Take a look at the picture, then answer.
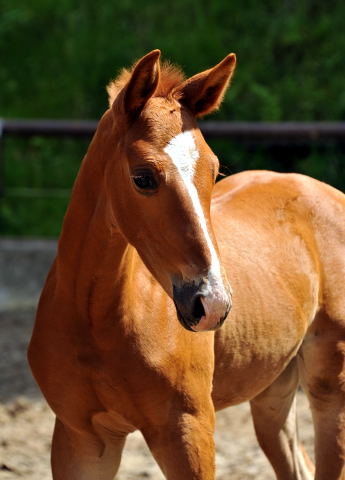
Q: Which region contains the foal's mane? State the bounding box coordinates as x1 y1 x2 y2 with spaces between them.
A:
107 60 186 107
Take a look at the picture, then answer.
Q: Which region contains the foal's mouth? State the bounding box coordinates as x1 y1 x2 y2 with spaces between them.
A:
172 276 232 332
173 299 228 332
174 300 202 332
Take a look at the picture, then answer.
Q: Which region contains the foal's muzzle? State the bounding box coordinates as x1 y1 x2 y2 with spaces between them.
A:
173 277 232 332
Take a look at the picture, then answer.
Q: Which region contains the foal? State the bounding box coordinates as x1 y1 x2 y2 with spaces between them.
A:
29 50 345 479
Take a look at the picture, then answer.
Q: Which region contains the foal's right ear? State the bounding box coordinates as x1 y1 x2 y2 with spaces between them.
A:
123 50 161 119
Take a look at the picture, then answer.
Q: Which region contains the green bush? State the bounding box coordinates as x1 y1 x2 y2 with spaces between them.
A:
1 0 345 235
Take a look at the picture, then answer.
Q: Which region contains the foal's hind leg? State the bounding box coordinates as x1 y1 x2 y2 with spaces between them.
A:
250 358 314 480
299 311 345 480
51 417 126 480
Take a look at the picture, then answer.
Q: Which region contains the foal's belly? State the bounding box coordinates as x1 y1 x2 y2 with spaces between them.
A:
212 307 305 409
210 236 319 409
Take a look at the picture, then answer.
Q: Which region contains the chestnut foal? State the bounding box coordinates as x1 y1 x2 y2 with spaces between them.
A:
29 50 345 479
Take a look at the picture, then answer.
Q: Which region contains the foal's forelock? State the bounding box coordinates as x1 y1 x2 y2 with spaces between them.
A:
107 62 185 108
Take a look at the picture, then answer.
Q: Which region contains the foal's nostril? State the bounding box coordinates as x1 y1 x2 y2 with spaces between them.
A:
192 295 205 320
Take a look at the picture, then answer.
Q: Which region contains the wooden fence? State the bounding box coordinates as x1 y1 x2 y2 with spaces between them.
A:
2 119 345 144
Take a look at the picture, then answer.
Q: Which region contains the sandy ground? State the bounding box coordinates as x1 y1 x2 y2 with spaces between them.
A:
0 310 314 479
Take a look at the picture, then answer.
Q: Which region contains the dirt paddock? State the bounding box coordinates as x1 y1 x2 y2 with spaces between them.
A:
0 309 314 479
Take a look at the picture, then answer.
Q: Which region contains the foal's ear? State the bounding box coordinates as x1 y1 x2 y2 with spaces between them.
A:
173 53 236 117
124 49 161 119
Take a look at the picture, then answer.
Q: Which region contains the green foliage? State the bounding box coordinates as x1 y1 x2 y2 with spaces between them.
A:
1 0 345 235
2 0 345 120
1 137 86 235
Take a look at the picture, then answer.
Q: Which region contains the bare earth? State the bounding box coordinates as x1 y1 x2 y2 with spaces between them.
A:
0 310 314 479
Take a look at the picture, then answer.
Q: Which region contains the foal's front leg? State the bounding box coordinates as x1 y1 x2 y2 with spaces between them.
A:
142 400 216 480
51 417 126 480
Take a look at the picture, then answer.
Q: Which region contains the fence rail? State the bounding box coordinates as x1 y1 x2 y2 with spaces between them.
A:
2 119 345 144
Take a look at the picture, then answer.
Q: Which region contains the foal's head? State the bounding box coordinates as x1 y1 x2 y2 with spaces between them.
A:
105 50 235 332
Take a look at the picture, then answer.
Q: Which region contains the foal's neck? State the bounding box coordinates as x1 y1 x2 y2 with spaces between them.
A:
55 112 133 318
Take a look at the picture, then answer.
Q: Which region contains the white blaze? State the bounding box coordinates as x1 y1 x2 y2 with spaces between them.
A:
164 131 220 276
164 130 230 329
163 131 223 284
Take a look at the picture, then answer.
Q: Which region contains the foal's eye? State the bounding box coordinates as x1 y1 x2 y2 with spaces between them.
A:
131 169 159 193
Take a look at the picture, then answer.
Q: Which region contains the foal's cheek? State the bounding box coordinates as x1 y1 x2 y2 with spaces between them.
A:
137 248 174 296
110 189 141 240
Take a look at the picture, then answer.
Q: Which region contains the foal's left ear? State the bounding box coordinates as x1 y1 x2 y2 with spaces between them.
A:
173 53 236 117
124 49 161 119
